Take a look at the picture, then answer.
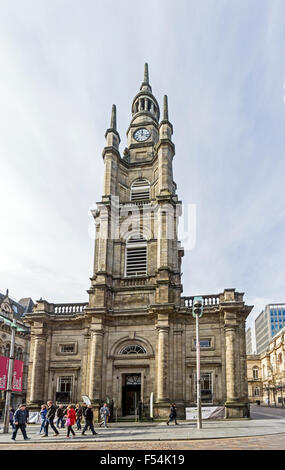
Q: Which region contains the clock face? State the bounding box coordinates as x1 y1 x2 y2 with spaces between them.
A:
133 128 150 142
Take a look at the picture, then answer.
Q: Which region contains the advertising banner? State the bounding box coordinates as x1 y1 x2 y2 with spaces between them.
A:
0 356 24 392
185 406 224 420
12 359 24 392
0 356 9 390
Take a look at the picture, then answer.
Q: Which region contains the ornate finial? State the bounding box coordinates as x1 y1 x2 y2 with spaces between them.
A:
6 289 9 297
163 95 169 121
144 63 149 84
140 63 152 92
110 104 117 130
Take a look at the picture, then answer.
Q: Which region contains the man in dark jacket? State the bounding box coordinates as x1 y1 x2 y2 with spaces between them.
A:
12 404 30 441
81 405 97 436
42 400 59 437
166 403 178 425
56 405 65 428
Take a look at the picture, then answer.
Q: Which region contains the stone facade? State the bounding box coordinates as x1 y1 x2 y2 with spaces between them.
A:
24 65 253 419
247 355 262 403
247 327 285 405
0 291 32 410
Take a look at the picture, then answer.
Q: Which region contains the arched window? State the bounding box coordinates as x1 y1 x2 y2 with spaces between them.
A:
253 366 259 379
130 178 150 202
4 343 10 357
16 347 23 361
254 387 260 397
126 234 147 277
119 344 147 355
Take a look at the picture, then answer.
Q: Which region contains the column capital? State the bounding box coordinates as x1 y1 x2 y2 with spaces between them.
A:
90 329 104 337
156 325 170 333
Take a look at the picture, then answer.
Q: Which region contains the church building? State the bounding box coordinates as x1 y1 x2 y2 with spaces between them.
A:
24 64 253 419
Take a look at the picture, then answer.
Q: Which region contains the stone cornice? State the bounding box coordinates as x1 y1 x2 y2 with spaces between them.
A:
102 146 121 160
156 138 175 153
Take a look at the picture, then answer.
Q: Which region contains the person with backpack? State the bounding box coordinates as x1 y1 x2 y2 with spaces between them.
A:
81 404 97 436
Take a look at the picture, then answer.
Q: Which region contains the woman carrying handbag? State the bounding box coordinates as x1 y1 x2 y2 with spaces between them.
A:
64 405 77 438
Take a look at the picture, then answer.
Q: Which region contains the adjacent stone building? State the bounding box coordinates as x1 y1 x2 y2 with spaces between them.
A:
0 290 32 410
24 65 253 419
260 326 285 406
247 355 262 403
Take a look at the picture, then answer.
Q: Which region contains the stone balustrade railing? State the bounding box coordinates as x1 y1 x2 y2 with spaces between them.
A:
182 294 220 309
120 200 153 207
53 303 88 315
120 278 148 287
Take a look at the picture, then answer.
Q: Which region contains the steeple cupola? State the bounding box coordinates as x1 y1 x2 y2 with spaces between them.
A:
131 63 160 123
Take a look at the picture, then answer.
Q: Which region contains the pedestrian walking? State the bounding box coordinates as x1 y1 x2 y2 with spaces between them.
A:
9 408 15 429
75 403 82 430
39 404 47 434
56 404 65 428
81 402 87 419
81 404 97 436
11 404 30 441
99 403 110 428
64 404 76 438
41 400 59 437
166 403 178 425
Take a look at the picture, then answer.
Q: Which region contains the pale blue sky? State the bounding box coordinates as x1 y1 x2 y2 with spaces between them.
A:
0 0 285 343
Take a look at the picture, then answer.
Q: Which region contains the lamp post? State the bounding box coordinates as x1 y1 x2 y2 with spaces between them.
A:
192 296 204 430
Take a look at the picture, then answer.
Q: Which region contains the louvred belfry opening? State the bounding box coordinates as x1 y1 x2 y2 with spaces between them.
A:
126 235 147 277
130 178 150 202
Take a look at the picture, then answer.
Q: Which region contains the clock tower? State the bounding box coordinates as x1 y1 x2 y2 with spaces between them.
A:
87 63 184 417
25 63 252 421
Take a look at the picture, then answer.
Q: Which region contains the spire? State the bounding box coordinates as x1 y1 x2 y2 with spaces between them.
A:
110 104 117 130
163 95 169 121
159 94 173 137
144 63 149 84
104 103 120 148
140 62 152 92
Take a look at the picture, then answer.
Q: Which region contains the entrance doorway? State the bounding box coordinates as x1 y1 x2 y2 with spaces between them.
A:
122 374 141 416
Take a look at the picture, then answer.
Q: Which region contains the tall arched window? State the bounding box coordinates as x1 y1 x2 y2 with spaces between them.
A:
130 178 150 202
126 234 147 277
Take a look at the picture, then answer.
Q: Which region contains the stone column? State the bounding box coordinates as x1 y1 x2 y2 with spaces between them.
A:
89 330 104 404
27 334 47 405
239 319 248 402
225 326 237 402
156 326 169 403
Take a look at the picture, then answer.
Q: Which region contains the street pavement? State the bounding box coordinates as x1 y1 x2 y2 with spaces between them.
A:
0 405 285 450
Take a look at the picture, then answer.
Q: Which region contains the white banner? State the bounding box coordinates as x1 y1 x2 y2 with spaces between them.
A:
28 412 41 424
186 406 224 420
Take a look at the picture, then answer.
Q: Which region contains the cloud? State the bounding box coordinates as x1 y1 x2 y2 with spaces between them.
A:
0 0 284 333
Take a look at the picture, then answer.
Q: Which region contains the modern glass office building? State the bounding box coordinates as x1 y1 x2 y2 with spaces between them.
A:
255 304 285 354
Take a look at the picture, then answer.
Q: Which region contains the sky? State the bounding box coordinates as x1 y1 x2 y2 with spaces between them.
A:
0 0 285 348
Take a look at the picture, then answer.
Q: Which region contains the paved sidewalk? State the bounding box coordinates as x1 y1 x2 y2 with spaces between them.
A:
1 417 285 444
